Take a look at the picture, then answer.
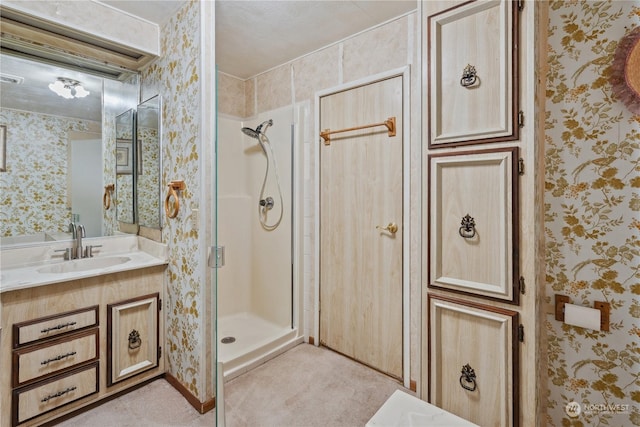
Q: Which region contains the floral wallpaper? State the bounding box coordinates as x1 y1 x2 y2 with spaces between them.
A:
140 0 206 400
137 126 160 228
545 1 640 425
0 109 98 237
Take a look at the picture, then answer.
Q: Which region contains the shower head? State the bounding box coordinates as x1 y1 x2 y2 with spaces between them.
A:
241 119 273 140
241 126 260 139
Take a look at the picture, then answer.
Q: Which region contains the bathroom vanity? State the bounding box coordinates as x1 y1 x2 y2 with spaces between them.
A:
0 235 168 427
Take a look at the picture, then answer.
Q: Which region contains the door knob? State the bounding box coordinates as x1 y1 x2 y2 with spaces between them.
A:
376 222 398 234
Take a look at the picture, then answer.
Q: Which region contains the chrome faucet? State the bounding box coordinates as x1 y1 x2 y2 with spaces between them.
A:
67 222 85 259
68 222 78 259
77 224 86 259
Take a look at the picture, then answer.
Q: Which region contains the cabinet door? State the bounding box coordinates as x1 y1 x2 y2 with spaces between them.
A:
428 0 519 147
107 293 159 386
429 295 519 427
429 147 519 304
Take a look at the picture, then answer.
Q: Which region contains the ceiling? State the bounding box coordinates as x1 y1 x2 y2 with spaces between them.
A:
0 1 416 121
102 0 416 79
214 1 416 79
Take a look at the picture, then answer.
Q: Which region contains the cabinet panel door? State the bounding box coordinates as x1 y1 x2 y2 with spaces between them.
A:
429 295 518 427
429 147 519 303
107 293 159 386
428 0 519 147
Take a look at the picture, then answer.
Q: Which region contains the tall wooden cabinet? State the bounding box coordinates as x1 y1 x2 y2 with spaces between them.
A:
422 1 545 426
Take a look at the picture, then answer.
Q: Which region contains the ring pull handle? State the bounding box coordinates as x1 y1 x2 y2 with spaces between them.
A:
165 180 186 219
103 184 114 210
459 363 477 392
128 329 142 350
458 214 476 239
460 64 478 87
376 222 398 234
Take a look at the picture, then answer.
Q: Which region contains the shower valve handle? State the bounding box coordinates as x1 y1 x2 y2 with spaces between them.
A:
260 197 275 210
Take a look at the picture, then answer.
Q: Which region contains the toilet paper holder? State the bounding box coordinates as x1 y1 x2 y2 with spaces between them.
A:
555 294 610 331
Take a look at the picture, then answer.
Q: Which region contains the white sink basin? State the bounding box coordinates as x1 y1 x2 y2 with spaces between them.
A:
38 256 131 274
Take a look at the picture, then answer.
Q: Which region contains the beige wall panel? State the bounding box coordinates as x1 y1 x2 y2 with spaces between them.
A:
217 73 246 118
292 44 340 103
245 78 256 118
429 295 517 427
256 65 292 114
343 16 409 83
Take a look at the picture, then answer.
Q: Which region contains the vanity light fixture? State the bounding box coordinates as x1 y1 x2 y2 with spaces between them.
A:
48 77 90 99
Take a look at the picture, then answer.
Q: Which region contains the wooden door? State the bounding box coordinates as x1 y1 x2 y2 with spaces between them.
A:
319 75 403 380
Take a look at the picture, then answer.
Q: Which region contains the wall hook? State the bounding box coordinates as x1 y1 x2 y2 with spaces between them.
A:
103 184 115 210
165 180 186 219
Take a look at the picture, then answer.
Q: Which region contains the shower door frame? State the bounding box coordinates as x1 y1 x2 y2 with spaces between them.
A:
313 66 411 388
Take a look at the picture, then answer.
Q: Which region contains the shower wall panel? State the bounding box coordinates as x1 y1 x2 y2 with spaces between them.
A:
218 107 292 330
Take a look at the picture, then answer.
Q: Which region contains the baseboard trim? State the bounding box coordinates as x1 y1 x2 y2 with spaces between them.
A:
308 336 315 345
165 373 216 414
410 379 417 392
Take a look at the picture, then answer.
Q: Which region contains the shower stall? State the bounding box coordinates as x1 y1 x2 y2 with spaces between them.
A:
216 105 301 379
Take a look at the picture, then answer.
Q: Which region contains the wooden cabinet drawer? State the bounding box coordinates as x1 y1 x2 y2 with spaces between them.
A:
13 329 99 387
12 363 99 425
13 306 98 348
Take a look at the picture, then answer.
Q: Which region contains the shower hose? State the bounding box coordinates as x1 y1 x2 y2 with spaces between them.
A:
257 133 284 231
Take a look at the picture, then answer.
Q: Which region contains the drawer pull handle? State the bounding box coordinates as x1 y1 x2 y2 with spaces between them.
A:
41 351 77 365
40 321 77 334
459 363 477 392
41 386 77 403
458 214 477 239
128 330 142 350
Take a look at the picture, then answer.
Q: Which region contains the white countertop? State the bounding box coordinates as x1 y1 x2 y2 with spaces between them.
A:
367 390 480 427
0 235 168 293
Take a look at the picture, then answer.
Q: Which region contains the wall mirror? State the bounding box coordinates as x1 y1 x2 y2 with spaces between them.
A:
0 53 139 247
136 95 162 229
115 109 136 225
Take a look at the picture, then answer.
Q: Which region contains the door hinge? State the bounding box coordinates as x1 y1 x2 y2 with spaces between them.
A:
518 324 525 343
208 246 225 268
158 299 162 310
158 346 162 358
517 0 525 11
518 110 525 128
519 276 525 294
518 158 525 176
